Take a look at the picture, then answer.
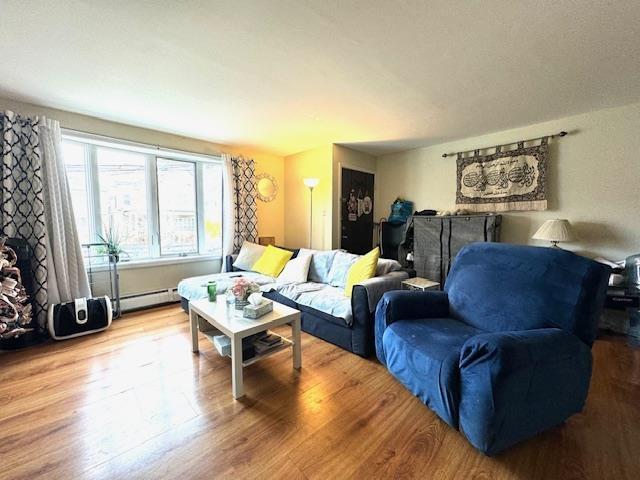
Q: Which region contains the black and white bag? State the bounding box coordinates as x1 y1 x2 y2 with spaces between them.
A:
47 297 112 340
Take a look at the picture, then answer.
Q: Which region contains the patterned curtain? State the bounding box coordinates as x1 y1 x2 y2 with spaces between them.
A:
221 154 258 266
231 156 258 250
1 111 48 327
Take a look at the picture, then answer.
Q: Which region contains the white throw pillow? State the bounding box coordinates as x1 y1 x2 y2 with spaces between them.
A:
233 241 266 271
277 253 312 284
297 248 317 262
376 258 402 276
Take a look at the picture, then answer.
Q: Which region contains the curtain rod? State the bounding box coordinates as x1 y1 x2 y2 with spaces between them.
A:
61 127 222 162
442 131 567 158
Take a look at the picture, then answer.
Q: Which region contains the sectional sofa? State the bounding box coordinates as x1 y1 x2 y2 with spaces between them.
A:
178 248 414 356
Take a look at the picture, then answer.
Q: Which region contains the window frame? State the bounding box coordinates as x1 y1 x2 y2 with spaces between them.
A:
61 129 224 266
156 156 199 257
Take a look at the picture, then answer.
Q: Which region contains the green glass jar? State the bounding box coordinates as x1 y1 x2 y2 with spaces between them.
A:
207 281 217 302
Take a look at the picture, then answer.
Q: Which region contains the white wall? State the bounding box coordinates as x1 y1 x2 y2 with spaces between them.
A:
375 102 640 260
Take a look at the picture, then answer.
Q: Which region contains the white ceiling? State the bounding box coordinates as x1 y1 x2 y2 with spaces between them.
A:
1 1 639 156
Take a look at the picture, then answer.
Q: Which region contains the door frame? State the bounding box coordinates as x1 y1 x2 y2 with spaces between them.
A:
337 163 376 251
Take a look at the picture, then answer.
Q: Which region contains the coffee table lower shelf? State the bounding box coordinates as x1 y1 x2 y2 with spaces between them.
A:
201 331 293 367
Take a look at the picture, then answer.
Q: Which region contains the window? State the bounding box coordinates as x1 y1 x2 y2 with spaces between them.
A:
61 132 223 263
61 141 91 247
157 158 197 255
97 146 151 259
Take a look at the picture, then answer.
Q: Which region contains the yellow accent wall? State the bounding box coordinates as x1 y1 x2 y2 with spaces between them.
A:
374 102 640 260
283 145 333 250
283 144 377 250
0 96 285 295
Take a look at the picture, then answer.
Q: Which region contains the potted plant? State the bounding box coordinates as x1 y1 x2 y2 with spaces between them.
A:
230 277 260 310
97 224 125 263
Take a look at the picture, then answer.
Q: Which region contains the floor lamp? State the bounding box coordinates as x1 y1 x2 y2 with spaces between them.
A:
303 178 320 249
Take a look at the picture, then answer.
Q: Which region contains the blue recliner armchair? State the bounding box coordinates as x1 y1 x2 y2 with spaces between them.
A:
375 242 611 455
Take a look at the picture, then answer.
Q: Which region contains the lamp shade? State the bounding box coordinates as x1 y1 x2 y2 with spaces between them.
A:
532 219 575 245
303 178 319 188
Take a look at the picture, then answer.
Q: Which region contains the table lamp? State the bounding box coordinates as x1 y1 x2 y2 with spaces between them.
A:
532 219 575 248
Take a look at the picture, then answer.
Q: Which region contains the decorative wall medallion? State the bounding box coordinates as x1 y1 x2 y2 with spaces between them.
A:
256 173 278 202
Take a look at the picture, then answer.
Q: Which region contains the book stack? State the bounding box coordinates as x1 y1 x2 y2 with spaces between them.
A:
253 332 283 355
212 331 284 360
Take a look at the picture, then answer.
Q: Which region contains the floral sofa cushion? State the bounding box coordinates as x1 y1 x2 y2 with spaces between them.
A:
326 251 359 288
264 281 353 325
299 248 339 283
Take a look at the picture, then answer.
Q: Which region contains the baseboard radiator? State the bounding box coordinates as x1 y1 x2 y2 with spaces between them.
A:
120 288 181 313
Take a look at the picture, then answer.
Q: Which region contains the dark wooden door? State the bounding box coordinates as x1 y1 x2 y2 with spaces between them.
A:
341 168 374 254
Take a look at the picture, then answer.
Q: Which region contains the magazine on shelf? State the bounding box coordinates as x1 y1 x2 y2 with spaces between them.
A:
254 331 283 354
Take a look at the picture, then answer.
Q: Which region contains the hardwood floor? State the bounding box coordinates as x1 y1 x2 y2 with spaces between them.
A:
0 305 638 479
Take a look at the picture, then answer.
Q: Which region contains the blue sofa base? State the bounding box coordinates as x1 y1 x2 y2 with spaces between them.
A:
262 289 371 355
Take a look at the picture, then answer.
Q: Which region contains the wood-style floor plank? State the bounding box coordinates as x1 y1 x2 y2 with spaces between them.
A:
0 305 638 479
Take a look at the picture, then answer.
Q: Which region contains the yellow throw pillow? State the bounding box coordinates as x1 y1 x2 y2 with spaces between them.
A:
344 247 380 297
252 245 294 277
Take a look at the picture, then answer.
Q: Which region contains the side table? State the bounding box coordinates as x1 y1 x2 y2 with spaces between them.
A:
401 277 440 291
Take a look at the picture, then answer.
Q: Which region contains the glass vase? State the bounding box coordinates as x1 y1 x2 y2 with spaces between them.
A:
235 298 249 310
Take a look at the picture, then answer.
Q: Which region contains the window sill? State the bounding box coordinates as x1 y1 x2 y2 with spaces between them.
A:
87 255 222 272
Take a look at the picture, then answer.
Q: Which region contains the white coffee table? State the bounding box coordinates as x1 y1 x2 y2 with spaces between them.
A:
189 296 302 399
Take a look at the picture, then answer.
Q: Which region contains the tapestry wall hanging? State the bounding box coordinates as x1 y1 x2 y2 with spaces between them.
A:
455 137 549 212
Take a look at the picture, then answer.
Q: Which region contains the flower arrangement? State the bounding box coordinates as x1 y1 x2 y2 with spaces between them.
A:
230 277 260 308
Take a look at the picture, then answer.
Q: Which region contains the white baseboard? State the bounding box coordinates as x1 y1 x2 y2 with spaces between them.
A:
120 288 181 312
